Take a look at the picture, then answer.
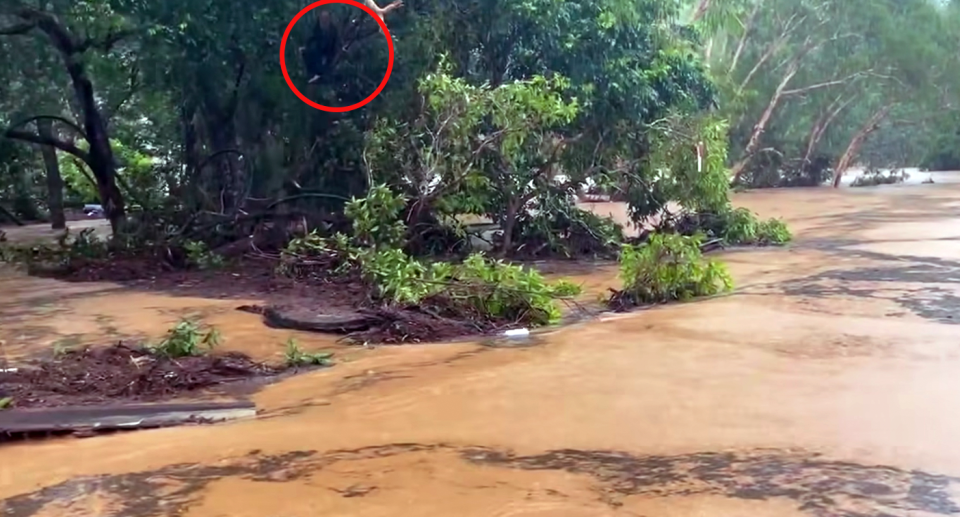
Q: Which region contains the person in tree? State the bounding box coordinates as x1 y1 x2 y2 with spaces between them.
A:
301 0 403 84
302 10 338 84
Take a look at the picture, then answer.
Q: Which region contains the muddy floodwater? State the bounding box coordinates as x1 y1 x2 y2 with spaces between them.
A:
5 181 960 516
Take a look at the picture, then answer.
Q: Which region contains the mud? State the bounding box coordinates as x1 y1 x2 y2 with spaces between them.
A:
4 180 960 516
3 444 959 517
0 344 291 409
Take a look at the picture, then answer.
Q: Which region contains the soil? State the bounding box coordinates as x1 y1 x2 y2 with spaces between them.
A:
0 343 295 409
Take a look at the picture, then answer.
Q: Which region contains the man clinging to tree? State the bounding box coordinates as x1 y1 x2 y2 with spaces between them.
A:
301 0 403 84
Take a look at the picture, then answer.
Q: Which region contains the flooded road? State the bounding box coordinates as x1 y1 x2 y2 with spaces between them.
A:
4 184 960 516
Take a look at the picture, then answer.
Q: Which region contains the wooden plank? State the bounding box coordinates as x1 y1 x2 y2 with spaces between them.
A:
0 401 256 435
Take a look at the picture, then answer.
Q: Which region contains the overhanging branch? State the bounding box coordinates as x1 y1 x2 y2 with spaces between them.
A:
8 114 87 140
4 128 90 163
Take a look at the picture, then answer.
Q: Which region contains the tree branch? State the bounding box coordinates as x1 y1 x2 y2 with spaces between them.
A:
11 7 77 54
4 128 90 163
727 3 759 76
8 115 87 140
782 71 870 96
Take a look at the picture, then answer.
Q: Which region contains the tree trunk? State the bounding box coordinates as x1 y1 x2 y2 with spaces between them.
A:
207 123 243 213
499 200 520 257
37 118 65 230
730 61 800 182
831 105 893 188
29 10 126 233
803 95 855 164
72 72 126 234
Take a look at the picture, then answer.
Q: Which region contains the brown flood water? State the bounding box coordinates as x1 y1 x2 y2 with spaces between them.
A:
5 185 960 516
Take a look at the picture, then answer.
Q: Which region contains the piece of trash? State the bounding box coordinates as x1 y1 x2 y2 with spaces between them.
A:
503 328 530 338
0 368 17 374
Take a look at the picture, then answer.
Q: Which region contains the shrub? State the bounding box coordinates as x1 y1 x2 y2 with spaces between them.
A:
278 186 581 328
149 318 221 358
440 254 581 325
361 250 580 326
184 240 225 270
718 208 792 245
608 233 733 309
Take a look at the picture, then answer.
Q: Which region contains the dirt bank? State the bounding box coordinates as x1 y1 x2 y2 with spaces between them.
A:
0 343 304 409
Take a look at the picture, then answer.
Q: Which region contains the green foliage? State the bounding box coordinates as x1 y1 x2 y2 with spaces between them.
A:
514 203 625 258
0 397 11 411
717 208 792 246
622 115 731 224
280 186 581 326
611 233 733 307
365 66 583 255
920 127 960 171
447 254 581 325
356 248 579 325
184 240 224 270
344 184 408 250
283 339 334 367
149 318 221 358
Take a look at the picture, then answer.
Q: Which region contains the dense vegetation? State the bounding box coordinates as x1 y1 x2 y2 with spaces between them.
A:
1 0 958 336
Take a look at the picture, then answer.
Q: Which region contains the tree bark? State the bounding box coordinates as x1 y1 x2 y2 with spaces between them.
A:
498 200 519 257
803 94 855 164
831 105 893 188
36 118 65 229
728 3 760 76
730 60 800 182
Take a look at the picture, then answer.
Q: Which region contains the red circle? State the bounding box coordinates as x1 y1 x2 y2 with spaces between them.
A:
279 0 394 112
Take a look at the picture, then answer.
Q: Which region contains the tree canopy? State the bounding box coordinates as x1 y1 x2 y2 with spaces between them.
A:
1 0 958 241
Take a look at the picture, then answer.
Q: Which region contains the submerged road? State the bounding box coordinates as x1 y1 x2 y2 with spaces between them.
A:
3 182 960 516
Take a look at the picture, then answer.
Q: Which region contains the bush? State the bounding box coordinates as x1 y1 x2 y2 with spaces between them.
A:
717 208 792 245
361 250 580 326
279 185 581 328
608 233 733 310
184 240 224 270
